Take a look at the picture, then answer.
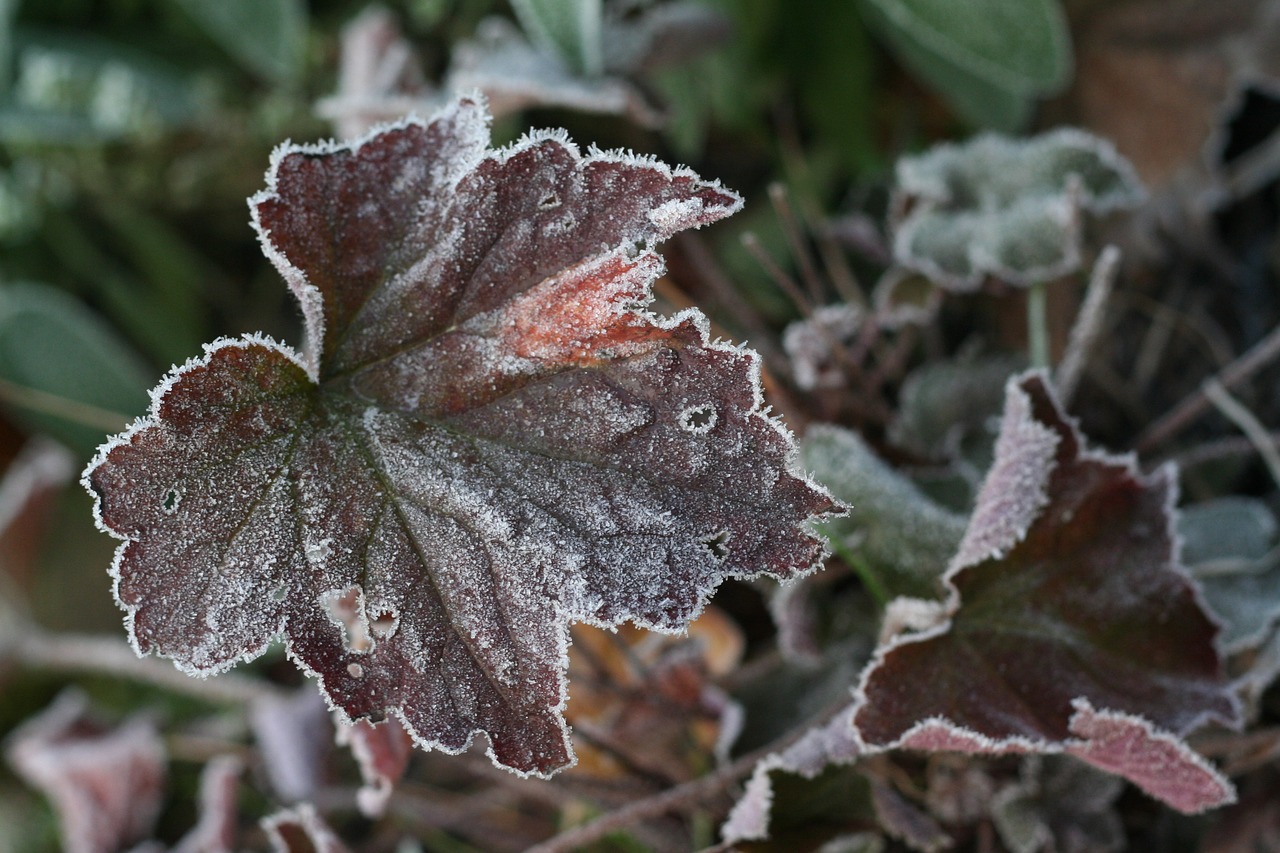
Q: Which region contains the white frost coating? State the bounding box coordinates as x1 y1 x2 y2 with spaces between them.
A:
262 803 348 853
949 373 1058 572
248 96 493 379
647 196 706 236
1064 699 1236 814
721 707 862 844
80 334 307 677
677 402 717 435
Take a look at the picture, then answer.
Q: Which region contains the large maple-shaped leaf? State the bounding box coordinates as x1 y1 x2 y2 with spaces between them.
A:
82 96 833 776
851 372 1240 812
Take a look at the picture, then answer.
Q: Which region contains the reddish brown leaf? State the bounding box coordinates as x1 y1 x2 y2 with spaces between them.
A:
83 96 833 776
173 755 243 853
262 805 349 853
334 716 413 818
5 690 166 853
851 372 1240 813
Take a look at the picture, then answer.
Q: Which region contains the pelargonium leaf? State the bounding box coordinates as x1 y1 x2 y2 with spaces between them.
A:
83 96 834 777
851 372 1240 813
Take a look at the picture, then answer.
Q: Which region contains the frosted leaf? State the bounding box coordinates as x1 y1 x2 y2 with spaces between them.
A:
783 305 864 391
83 96 834 777
851 372 1240 814
449 18 664 128
1181 497 1280 653
172 755 243 853
5 690 166 853
722 708 949 851
990 756 1124 853
334 716 414 818
262 804 350 853
892 129 1144 289
802 425 967 600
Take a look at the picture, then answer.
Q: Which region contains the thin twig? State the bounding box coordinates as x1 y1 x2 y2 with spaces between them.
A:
1201 379 1280 491
768 183 825 307
1167 431 1280 470
1137 321 1280 453
740 232 814 316
9 630 287 705
1056 246 1120 406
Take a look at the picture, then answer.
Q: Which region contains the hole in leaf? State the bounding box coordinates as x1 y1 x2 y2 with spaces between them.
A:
538 192 561 210
347 662 364 678
679 403 717 434
161 489 180 514
322 587 373 653
700 530 730 562
370 609 399 639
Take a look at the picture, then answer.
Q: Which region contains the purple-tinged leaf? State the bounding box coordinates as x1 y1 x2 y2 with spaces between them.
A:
1063 700 1235 815
173 755 243 853
334 716 413 818
5 690 166 853
84 96 834 777
851 372 1240 813
262 805 349 853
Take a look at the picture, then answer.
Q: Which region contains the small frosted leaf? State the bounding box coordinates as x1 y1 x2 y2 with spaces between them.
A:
83 96 834 777
890 353 1023 462
335 716 414 818
783 304 864 391
5 690 167 853
723 709 948 851
262 804 350 853
1181 497 1280 653
1064 700 1236 815
990 756 1125 853
449 18 663 127
802 425 967 600
892 129 1144 289
851 372 1240 813
173 755 243 853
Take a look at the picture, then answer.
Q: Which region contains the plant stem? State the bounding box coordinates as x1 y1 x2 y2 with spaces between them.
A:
1027 280 1050 370
827 536 891 607
8 630 287 706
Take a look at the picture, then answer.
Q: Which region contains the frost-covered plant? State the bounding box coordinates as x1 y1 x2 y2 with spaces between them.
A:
891 128 1143 290
80 96 834 777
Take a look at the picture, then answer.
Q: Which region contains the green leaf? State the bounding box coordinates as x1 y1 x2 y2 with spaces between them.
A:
0 283 152 455
859 0 1071 96
509 0 603 77
863 16 1032 131
803 425 967 601
892 129 1145 289
170 0 307 85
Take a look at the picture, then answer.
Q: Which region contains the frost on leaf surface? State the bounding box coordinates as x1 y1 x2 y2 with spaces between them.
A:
852 372 1240 813
82 96 834 776
891 129 1143 289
